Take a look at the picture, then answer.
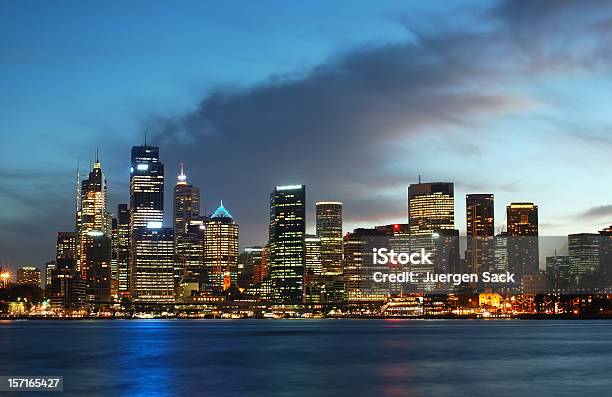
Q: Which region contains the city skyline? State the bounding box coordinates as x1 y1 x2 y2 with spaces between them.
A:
5 1 612 266
4 141 612 270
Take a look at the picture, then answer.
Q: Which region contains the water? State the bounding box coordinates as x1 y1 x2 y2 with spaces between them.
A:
1 319 611 396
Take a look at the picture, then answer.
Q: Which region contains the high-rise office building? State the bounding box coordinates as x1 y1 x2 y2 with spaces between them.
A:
466 194 495 273
56 232 77 262
408 182 454 235
173 163 200 238
599 225 612 284
115 204 131 297
238 246 263 289
173 163 202 282
507 203 538 236
506 203 539 280
343 227 392 303
568 233 600 283
315 202 343 275
176 217 206 283
17 266 42 287
45 261 56 289
304 235 323 303
132 226 175 304
111 217 119 297
84 232 112 306
253 245 270 285
546 254 571 289
203 203 239 293
269 185 306 305
130 145 164 230
76 157 108 277
129 144 172 304
304 235 322 276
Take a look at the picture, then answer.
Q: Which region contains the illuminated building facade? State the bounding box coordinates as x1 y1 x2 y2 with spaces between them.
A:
48 254 86 311
494 232 509 273
269 185 306 305
466 194 494 273
114 204 131 296
130 145 164 230
315 202 343 275
132 226 175 304
45 261 56 289
343 227 391 303
173 163 201 282
173 163 200 239
305 235 322 276
507 203 539 280
56 232 77 262
176 217 206 283
76 157 108 277
17 266 42 287
408 182 454 235
203 203 239 293
252 245 270 285
85 232 112 305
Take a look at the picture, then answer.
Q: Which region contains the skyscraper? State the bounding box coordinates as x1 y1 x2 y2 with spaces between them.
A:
269 185 306 305
304 235 322 276
115 204 131 297
343 227 391 303
315 202 343 275
130 145 164 230
507 203 538 236
203 202 239 293
506 202 539 279
568 233 600 283
84 232 112 306
408 182 454 235
599 225 612 285
56 232 77 263
129 144 170 304
176 217 206 283
17 266 42 287
173 162 200 238
45 261 56 289
304 235 322 303
76 157 108 277
173 163 201 282
466 194 495 273
132 225 175 304
238 246 263 289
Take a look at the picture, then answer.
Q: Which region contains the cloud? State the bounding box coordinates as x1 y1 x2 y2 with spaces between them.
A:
7 1 612 263
578 205 612 220
146 1 611 244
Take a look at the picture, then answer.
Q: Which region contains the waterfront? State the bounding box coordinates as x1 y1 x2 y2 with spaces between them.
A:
1 319 611 396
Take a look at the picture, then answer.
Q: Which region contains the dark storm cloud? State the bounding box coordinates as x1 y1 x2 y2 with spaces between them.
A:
149 24 520 240
578 205 612 220
5 1 612 264
146 0 612 243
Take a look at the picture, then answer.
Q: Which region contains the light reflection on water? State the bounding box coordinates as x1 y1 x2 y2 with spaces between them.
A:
1 319 611 397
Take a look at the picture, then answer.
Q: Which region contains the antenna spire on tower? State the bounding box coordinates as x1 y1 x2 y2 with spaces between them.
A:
75 160 81 212
177 162 187 184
